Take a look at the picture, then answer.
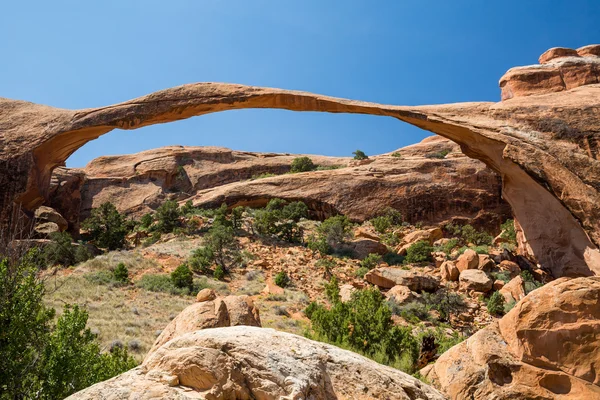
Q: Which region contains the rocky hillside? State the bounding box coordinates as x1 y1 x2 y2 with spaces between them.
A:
49 136 509 234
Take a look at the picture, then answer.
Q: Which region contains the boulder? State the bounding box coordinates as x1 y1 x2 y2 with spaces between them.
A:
456 249 478 272
349 238 388 260
195 288 216 302
440 260 459 282
477 254 495 272
146 295 260 359
459 269 492 292
385 285 420 305
34 206 68 231
355 227 380 241
499 260 521 278
427 277 600 399
339 284 357 302
402 228 443 246
499 275 526 303
68 327 445 400
365 267 439 292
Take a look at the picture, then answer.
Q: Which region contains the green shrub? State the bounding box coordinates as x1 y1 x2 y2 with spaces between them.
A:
504 299 517 314
171 264 193 290
381 232 400 247
213 265 225 281
231 206 245 229
355 266 369 278
318 215 353 248
307 234 330 255
460 225 493 246
425 150 449 159
307 281 419 371
203 223 240 270
155 200 181 233
391 301 431 323
290 156 316 173
382 252 404 266
84 270 116 286
370 216 391 234
140 213 153 229
521 270 543 294
490 271 511 282
113 262 129 284
316 258 336 275
404 240 433 264
352 150 368 160
422 289 465 322
180 200 195 216
486 291 506 315
274 271 290 288
391 152 402 158
136 274 190 295
74 244 93 264
252 199 307 243
0 253 135 399
251 172 277 180
44 231 77 267
437 238 459 255
81 202 128 250
500 219 517 243
360 253 382 269
188 246 214 274
315 165 342 170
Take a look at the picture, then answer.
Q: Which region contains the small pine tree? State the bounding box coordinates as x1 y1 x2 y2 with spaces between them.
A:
486 291 506 316
290 156 316 173
171 264 193 289
274 271 291 288
213 264 225 281
81 202 128 250
113 262 129 284
404 240 433 264
352 150 368 160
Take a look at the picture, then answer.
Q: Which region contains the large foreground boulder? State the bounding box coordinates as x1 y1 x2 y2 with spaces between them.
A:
68 326 445 400
426 277 600 399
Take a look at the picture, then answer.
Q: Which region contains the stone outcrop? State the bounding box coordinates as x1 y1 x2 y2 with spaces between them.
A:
365 267 440 292
2 45 600 277
49 136 508 234
68 327 445 399
459 269 493 292
427 277 600 399
146 293 260 358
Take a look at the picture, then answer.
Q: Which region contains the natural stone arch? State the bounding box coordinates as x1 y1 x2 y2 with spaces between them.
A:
2 47 600 277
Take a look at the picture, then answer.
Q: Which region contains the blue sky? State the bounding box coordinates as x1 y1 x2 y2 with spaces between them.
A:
1 1 599 167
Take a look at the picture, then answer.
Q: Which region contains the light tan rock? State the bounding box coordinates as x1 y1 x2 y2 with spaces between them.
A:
402 228 443 246
355 227 380 241
459 269 492 292
428 277 600 399
146 295 260 359
385 285 419 305
69 327 445 400
339 284 357 302
195 288 216 302
440 260 459 281
34 206 68 231
366 267 439 292
456 249 478 273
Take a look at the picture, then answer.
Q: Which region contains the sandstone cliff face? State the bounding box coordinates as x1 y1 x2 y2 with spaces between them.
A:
426 277 600 399
67 326 445 400
49 136 508 232
2 45 600 277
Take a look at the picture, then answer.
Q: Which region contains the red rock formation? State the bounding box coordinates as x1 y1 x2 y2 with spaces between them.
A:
49 136 508 232
426 277 600 399
2 45 600 277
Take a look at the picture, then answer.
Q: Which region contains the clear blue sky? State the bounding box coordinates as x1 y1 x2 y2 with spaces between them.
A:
1 1 598 167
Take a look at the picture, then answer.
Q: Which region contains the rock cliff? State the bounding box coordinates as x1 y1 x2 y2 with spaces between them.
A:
49 136 508 232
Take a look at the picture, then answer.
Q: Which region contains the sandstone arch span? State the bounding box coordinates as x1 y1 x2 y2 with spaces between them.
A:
2 45 600 277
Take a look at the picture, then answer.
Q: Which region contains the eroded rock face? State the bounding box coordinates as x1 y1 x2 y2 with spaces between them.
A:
68 326 445 400
49 136 509 234
2 45 600 277
427 277 600 399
